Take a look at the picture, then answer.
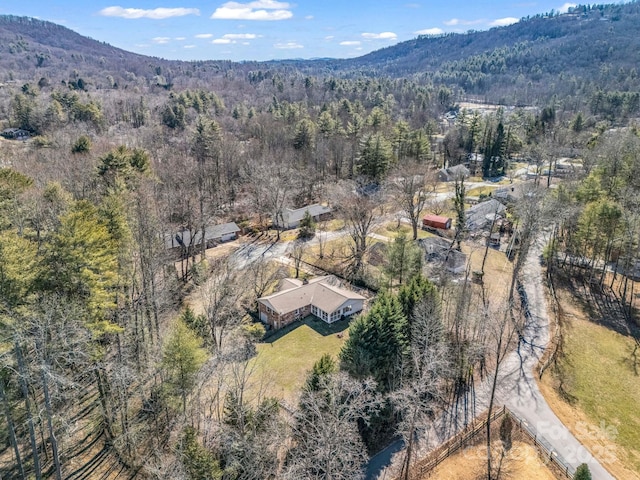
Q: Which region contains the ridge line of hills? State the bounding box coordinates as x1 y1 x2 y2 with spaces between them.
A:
2 3 640 107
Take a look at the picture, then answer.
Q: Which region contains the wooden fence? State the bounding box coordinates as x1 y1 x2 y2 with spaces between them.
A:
391 406 575 480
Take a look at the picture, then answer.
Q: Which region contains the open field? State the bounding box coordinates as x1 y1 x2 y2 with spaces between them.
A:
539 281 640 480
425 441 558 480
250 316 350 403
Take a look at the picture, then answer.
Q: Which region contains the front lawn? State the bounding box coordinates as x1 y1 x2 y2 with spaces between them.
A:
250 316 350 403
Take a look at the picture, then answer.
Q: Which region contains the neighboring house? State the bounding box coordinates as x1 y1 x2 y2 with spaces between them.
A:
466 199 506 231
273 203 332 229
258 276 365 330
165 222 241 251
423 214 452 230
418 236 467 275
1 128 30 140
437 164 470 182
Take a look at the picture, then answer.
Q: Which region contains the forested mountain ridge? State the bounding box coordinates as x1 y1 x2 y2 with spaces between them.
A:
3 2 640 106
343 2 640 104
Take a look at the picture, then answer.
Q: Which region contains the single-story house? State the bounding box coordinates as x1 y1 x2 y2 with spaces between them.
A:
423 214 452 230
1 128 30 140
466 199 506 231
165 222 241 251
274 203 332 230
418 236 467 275
438 164 470 182
258 276 365 330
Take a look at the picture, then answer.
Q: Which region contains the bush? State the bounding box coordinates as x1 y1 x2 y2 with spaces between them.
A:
298 210 316 239
573 464 592 480
31 135 52 148
72 135 92 154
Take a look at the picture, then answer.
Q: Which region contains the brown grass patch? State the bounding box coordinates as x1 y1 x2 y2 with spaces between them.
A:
426 441 559 480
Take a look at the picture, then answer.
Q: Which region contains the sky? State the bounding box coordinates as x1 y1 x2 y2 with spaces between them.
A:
1 1 582 62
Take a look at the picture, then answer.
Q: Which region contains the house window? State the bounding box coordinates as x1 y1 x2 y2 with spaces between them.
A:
344 305 353 313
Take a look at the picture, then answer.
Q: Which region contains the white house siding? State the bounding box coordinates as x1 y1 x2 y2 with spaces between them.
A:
219 232 237 242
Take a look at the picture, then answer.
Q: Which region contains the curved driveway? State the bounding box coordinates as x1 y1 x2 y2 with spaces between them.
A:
497 234 615 479
368 232 615 480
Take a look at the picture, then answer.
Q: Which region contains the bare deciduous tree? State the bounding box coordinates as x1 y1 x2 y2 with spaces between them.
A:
284 373 379 480
387 165 436 240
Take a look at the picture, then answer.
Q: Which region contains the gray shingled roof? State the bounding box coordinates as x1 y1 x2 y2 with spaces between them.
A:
466 199 506 230
259 276 365 315
165 222 240 249
285 204 332 224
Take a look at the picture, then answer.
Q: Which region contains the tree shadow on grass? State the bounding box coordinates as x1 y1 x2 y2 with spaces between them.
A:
262 315 351 343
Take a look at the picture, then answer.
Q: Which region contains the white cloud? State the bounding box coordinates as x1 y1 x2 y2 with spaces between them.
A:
414 27 444 35
152 37 171 44
324 35 334 40
211 33 260 44
305 15 314 20
211 1 293 21
175 36 186 40
443 18 484 26
99 6 200 19
222 33 259 39
490 17 519 26
340 40 361 46
195 33 214 38
362 31 397 40
274 41 303 49
184 45 196 48
558 2 577 13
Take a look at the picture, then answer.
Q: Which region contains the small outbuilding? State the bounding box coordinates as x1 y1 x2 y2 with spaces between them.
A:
422 214 452 230
1 128 30 140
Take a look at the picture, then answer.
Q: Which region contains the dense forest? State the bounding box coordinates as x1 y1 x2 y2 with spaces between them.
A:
0 2 639 480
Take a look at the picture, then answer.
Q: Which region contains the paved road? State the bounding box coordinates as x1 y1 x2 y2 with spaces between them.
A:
499 234 615 480
367 232 616 480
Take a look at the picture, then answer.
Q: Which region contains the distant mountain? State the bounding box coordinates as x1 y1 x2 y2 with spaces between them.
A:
0 15 233 88
2 2 640 105
337 2 640 102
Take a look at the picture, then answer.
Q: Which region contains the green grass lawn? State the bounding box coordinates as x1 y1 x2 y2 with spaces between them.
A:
466 185 497 197
560 318 640 473
251 316 350 402
376 222 432 240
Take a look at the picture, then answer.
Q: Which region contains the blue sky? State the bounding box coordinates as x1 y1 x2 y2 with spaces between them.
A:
1 1 581 61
